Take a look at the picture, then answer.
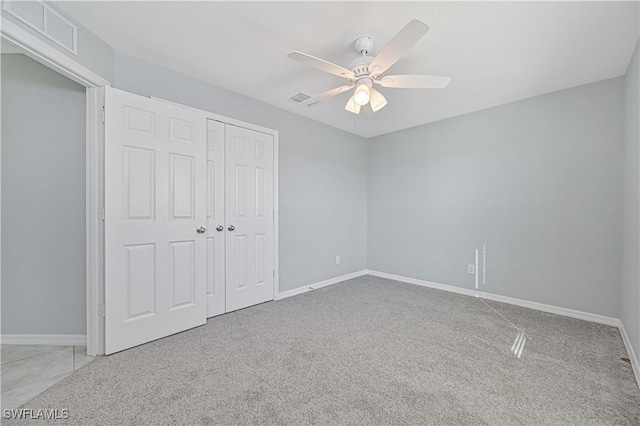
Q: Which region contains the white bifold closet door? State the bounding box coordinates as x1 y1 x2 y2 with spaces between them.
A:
224 124 275 313
205 120 226 317
104 87 208 354
205 120 276 316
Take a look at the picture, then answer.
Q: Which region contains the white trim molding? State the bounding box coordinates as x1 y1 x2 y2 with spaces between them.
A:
3 1 78 56
618 321 640 389
85 87 106 356
366 270 620 327
277 286 312 301
0 17 109 87
277 270 368 300
1 334 87 346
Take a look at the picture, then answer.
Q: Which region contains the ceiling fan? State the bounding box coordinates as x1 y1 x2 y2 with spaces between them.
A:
287 19 451 114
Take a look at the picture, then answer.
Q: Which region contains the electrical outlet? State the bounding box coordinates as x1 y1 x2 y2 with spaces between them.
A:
467 264 475 275
336 256 341 265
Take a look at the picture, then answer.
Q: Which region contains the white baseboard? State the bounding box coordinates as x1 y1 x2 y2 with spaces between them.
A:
366 270 620 327
277 270 368 300
277 285 312 300
618 320 640 388
1 334 87 346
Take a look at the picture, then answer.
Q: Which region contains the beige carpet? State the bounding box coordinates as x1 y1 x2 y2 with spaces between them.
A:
7 275 640 425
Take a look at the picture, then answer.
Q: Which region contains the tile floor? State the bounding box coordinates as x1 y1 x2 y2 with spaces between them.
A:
1 345 94 409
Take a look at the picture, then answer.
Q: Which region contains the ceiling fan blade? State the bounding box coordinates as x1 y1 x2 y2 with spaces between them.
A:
287 51 355 80
368 19 430 76
378 74 451 89
300 84 354 106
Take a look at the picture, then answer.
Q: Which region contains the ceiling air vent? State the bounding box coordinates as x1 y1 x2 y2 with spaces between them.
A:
288 92 311 104
3 1 78 55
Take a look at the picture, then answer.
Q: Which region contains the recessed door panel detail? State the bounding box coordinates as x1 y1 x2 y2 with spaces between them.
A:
206 237 215 296
169 118 195 144
235 136 246 155
124 244 156 320
256 234 265 285
207 161 215 219
235 165 247 218
207 128 218 152
123 106 155 136
124 147 155 221
235 235 247 290
170 154 195 220
256 140 265 159
169 240 196 309
255 167 265 218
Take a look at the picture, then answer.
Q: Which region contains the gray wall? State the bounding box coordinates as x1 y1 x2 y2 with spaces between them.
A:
1 53 86 334
622 40 640 358
2 2 636 338
112 53 368 293
1 1 115 81
368 78 624 317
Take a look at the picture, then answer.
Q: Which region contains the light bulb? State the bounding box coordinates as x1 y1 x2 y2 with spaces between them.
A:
345 95 361 114
353 83 371 106
369 88 387 112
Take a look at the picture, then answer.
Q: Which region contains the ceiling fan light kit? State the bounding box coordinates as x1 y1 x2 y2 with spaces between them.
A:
354 79 372 105
287 19 451 115
345 96 361 114
369 88 388 112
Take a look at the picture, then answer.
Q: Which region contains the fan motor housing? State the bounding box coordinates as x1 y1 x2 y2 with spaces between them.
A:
348 55 374 77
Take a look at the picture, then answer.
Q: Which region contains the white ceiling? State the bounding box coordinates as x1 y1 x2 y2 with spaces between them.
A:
55 1 639 138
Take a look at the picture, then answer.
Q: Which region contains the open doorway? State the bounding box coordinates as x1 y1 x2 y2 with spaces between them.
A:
1 15 112 362
1 43 94 409
2 46 87 340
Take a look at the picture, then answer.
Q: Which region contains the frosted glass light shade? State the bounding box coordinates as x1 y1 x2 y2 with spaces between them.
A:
345 95 361 114
353 83 371 106
369 88 388 112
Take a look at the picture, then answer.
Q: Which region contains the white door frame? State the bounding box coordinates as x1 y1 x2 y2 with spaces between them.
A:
1 18 280 355
2 16 109 355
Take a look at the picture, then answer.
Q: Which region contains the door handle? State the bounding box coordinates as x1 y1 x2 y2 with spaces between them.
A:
228 225 235 231
196 226 206 234
216 225 224 232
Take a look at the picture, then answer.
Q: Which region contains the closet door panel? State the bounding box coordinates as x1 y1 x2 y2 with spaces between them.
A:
205 120 226 317
225 125 274 312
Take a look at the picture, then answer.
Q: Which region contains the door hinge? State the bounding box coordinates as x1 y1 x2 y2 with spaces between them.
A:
100 106 105 124
99 208 105 221
98 304 106 318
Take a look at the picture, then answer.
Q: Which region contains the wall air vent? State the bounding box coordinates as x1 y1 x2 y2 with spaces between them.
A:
288 93 311 103
3 1 78 55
